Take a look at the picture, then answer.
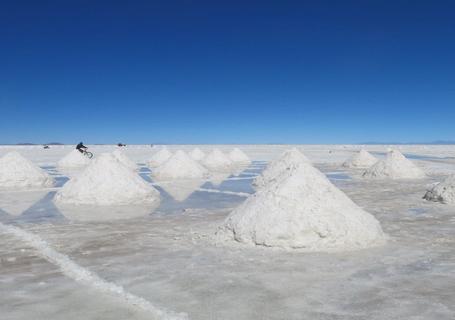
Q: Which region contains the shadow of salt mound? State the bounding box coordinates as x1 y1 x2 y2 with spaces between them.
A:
55 201 160 222
15 192 66 223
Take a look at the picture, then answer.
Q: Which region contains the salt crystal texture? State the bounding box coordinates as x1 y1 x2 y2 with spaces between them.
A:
190 148 206 161
423 175 455 205
153 150 209 180
228 148 251 165
113 149 137 171
343 149 378 168
362 149 425 179
253 148 309 189
219 162 386 251
148 147 172 168
54 153 160 205
203 149 233 171
58 149 91 168
0 152 54 188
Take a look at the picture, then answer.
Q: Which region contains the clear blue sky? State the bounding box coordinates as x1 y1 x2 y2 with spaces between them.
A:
0 1 454 144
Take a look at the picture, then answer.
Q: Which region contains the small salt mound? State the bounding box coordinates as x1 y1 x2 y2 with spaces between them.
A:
54 153 160 206
228 148 251 165
112 149 137 171
362 149 425 179
253 148 310 189
0 152 54 188
219 162 385 251
148 147 172 168
58 149 91 168
153 150 209 180
343 149 378 168
202 149 233 171
190 148 206 161
423 175 455 205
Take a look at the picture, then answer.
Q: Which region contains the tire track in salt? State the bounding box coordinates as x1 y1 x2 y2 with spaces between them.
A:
0 222 188 320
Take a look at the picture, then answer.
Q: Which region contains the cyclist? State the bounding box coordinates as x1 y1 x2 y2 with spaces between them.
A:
76 142 88 153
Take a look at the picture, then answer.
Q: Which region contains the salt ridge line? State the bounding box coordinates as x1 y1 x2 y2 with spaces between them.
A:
0 222 189 320
197 188 250 197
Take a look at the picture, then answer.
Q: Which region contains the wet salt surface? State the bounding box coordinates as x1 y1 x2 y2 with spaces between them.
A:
1 151 455 319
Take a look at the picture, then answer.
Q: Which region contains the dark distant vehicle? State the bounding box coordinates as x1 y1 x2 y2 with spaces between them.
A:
43 145 50 149
117 143 126 147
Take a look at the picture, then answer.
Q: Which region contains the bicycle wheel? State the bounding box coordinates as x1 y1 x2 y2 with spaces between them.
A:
85 151 93 159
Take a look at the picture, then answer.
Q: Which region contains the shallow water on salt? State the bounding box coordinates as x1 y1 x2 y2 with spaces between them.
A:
1 147 455 320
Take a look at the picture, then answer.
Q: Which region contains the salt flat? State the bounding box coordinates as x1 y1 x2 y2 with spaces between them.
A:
1 144 455 319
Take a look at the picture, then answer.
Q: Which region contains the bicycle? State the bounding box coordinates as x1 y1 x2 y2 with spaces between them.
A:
82 150 93 159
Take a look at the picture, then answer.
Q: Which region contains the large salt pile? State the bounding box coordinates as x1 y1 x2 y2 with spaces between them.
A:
190 148 206 161
54 153 160 205
112 148 137 171
342 149 377 168
362 149 425 179
153 150 209 180
253 148 310 189
228 148 251 165
203 149 233 171
219 162 385 251
148 147 172 168
0 152 54 188
423 175 455 205
58 149 91 168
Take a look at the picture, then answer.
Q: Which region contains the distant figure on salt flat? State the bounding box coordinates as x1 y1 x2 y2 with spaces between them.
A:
76 142 88 153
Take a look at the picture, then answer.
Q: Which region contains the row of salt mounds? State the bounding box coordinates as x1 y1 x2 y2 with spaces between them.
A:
190 148 206 161
423 175 455 205
362 149 426 179
218 161 386 251
342 149 377 168
253 148 310 190
54 153 160 206
153 150 209 180
0 152 54 188
112 148 137 171
228 148 251 165
202 148 233 171
148 147 172 168
58 149 91 168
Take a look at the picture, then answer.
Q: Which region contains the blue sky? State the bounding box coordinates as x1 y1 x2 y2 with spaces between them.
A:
0 1 454 144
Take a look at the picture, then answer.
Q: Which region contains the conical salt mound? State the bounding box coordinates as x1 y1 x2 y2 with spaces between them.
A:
228 148 251 165
54 153 160 205
153 150 209 180
0 152 54 188
190 148 206 161
219 162 385 251
423 175 455 205
343 149 378 168
253 148 310 189
148 147 172 168
362 149 425 179
113 149 137 171
58 149 91 168
202 149 233 171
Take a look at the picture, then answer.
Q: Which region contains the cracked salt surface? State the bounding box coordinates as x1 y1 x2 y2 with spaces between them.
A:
1 145 455 319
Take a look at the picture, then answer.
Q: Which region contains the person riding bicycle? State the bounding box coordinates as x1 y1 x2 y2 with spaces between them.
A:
76 142 88 153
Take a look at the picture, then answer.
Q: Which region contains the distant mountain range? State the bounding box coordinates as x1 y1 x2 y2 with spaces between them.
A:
11 142 64 145
360 141 455 145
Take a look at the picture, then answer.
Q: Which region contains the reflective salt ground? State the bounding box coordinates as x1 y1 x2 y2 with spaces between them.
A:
1 146 455 320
